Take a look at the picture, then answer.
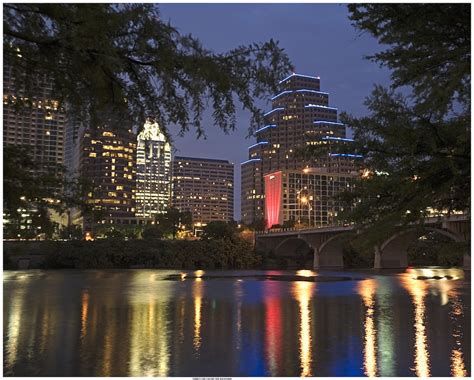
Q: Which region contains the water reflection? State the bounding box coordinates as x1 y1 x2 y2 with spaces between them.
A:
292 278 315 377
4 284 25 374
358 279 378 377
128 275 171 377
450 295 467 377
178 294 186 344
2 269 470 377
264 281 283 376
193 275 204 354
234 280 243 351
401 273 431 377
80 289 89 339
375 277 395 377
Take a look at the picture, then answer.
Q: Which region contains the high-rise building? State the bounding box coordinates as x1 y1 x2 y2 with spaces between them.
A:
135 120 172 219
79 125 136 230
241 73 360 226
3 62 70 236
172 156 234 224
264 169 355 227
3 64 66 178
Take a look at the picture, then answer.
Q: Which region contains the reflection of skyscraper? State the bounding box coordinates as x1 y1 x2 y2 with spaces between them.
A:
264 281 283 376
135 119 172 218
358 279 378 377
292 277 315 377
400 274 431 377
241 73 359 226
128 273 172 377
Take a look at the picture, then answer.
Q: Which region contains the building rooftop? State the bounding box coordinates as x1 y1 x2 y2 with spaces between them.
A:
174 156 232 164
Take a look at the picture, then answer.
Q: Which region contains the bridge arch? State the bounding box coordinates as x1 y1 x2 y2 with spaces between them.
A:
274 237 313 258
316 233 354 268
376 227 463 269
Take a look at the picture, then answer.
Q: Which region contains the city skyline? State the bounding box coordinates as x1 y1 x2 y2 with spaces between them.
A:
3 4 470 378
159 3 392 219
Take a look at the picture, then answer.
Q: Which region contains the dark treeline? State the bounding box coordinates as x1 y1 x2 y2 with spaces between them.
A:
5 235 465 270
4 238 260 270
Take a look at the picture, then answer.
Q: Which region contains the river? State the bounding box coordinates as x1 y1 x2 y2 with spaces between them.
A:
3 268 470 377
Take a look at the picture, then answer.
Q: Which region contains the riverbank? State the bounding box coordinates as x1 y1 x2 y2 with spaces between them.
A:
3 238 262 270
4 239 468 270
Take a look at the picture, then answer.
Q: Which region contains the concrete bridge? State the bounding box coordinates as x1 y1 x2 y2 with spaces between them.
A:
255 214 470 269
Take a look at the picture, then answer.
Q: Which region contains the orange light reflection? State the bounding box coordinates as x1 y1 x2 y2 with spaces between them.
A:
193 278 203 353
292 281 315 377
401 275 430 377
358 279 378 377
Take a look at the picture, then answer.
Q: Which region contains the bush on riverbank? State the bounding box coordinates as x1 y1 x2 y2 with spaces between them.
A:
42 238 260 269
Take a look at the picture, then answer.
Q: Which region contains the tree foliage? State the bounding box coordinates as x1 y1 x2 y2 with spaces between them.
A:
3 3 292 137
4 145 61 239
3 145 93 239
336 4 470 245
142 225 164 240
348 3 470 116
155 207 192 239
40 238 259 270
201 221 236 241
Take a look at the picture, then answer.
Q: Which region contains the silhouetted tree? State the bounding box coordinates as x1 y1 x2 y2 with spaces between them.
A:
4 3 292 136
156 207 192 239
143 225 164 240
201 221 236 241
331 4 470 247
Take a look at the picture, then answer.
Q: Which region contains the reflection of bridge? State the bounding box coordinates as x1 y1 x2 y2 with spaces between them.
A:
256 214 470 269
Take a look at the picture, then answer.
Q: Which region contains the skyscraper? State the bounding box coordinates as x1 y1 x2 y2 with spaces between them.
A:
3 64 66 178
80 125 136 230
241 73 360 226
172 156 234 224
3 62 69 237
135 119 172 219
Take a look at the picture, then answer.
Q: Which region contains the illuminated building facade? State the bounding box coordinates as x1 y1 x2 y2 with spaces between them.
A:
80 125 136 229
172 156 234 224
241 73 360 226
3 64 66 175
3 62 69 236
135 120 172 218
264 168 355 228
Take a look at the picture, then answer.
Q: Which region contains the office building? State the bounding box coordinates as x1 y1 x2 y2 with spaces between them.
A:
264 168 355 227
3 64 66 179
3 62 70 237
135 119 172 219
80 125 136 229
172 156 234 224
241 73 360 226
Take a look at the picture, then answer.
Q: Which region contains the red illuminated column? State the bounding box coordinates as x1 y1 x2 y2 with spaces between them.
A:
264 171 283 229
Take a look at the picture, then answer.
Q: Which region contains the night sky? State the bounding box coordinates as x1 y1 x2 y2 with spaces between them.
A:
158 3 392 220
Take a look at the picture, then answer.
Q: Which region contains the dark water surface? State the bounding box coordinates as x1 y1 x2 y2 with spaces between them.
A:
3 268 470 377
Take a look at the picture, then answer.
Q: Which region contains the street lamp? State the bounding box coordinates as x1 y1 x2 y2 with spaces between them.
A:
300 195 313 227
296 186 314 228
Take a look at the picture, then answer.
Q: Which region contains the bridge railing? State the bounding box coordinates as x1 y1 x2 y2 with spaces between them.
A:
255 222 351 235
255 213 471 235
254 213 470 236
